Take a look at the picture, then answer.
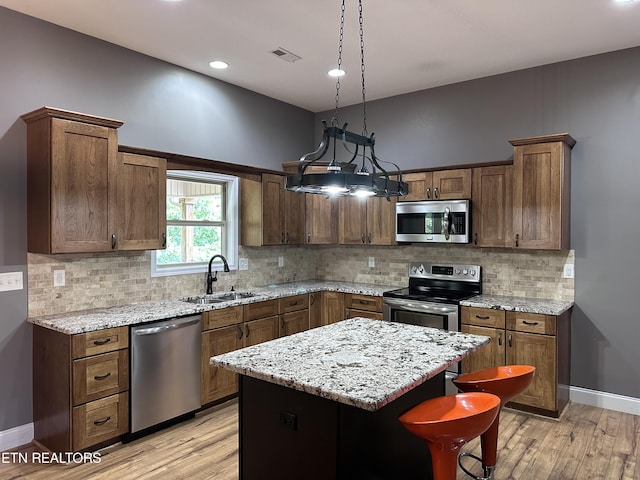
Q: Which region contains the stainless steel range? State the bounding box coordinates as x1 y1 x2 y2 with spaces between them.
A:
383 262 481 392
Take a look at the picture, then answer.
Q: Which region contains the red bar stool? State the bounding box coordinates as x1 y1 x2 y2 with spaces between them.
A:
399 392 501 480
453 365 536 479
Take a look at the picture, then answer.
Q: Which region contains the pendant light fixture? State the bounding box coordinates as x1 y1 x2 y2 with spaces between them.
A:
285 0 408 199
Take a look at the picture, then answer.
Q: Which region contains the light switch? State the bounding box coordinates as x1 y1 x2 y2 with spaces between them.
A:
53 269 65 287
278 256 284 267
239 258 249 271
0 271 23 292
368 257 375 268
562 264 574 279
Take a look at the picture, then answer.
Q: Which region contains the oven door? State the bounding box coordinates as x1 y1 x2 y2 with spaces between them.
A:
383 297 460 394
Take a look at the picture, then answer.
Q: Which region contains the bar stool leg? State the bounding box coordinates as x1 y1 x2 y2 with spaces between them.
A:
428 441 464 480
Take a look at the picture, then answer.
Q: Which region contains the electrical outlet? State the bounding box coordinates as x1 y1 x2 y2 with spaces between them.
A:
368 257 375 268
278 256 284 267
562 264 574 279
239 258 249 271
53 269 65 287
0 271 23 292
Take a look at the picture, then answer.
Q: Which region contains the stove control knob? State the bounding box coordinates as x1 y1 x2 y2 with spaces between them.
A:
462 269 468 275
470 269 476 276
455 269 461 275
411 266 417 274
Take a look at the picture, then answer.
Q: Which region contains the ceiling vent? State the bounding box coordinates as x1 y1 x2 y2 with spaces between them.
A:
270 47 302 63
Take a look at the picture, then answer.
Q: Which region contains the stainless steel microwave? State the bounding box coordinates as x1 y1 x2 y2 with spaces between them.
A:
396 200 470 243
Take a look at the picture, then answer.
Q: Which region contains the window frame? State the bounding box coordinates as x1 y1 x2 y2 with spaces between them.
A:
151 170 239 277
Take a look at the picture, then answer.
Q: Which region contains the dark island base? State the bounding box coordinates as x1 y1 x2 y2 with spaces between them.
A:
239 373 445 480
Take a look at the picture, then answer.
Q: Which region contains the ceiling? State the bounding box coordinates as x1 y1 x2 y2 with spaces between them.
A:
3 0 640 113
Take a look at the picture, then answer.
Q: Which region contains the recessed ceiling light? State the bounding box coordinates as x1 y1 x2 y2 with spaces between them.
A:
328 68 345 77
614 0 638 3
209 60 229 70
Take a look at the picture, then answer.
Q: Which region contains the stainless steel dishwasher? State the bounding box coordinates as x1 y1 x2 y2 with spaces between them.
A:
130 315 201 434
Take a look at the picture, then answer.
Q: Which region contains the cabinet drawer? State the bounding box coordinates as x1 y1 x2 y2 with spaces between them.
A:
72 350 129 406
507 312 556 335
244 299 278 321
461 307 505 328
279 294 309 314
346 308 383 321
72 393 128 451
72 327 128 359
203 306 243 331
344 294 382 312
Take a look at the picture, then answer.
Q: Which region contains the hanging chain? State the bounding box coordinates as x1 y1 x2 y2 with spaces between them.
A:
332 0 346 127
358 0 368 137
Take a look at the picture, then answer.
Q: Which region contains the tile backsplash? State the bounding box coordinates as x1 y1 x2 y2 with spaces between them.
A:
28 244 574 317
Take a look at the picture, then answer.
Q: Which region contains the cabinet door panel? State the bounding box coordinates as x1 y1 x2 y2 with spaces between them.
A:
284 189 305 244
306 194 338 244
432 169 471 199
201 325 243 404
280 310 309 337
339 197 367 244
366 196 396 245
309 292 323 329
460 325 505 374
51 119 118 253
506 331 556 410
402 172 433 201
118 153 166 250
262 174 285 245
322 291 345 325
244 316 279 347
472 165 512 247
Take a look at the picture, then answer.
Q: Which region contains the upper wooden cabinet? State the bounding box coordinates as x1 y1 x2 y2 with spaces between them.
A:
339 196 396 245
22 107 123 253
21 107 167 254
401 169 471 201
509 134 575 250
471 165 512 247
241 174 305 246
118 152 167 251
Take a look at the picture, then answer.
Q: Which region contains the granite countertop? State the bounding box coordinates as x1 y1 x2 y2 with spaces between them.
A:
460 295 574 316
28 281 399 334
210 317 490 411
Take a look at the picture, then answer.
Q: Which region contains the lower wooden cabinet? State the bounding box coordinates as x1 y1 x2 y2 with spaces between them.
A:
201 322 243 405
461 306 571 417
33 325 129 452
323 291 346 325
344 293 383 320
71 393 129 451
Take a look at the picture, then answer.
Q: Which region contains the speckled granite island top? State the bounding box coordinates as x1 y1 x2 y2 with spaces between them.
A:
28 281 399 334
460 295 574 316
211 317 490 411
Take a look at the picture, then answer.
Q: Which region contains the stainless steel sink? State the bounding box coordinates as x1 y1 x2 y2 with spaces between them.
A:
180 292 257 304
181 296 226 305
214 292 257 301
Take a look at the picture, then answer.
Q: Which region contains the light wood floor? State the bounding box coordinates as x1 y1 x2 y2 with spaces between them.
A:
2 400 638 479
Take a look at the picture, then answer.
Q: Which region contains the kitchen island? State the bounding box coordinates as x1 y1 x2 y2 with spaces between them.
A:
211 317 490 480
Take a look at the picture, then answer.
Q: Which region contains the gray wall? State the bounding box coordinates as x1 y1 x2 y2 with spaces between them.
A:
0 7 313 431
318 47 640 398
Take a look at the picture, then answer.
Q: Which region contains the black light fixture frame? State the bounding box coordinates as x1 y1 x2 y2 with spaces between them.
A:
285 121 408 199
285 0 407 199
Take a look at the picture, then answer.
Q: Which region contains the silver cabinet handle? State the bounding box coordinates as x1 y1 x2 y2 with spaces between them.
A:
426 187 431 199
111 233 117 249
434 187 439 199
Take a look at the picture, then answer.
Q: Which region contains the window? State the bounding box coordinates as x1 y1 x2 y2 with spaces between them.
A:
151 170 239 277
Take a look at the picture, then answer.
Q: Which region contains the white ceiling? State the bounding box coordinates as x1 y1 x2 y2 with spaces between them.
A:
3 0 640 113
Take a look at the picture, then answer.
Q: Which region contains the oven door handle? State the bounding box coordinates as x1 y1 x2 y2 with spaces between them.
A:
383 298 458 315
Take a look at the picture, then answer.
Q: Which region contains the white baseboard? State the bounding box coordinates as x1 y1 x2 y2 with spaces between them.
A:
571 386 640 416
0 422 33 451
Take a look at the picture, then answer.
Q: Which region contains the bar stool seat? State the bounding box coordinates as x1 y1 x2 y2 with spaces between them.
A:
453 365 536 479
399 392 501 480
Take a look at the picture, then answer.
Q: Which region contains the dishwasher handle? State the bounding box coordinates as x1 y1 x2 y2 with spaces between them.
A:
133 316 200 336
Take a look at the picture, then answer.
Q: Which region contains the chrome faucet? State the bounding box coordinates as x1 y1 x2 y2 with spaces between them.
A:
206 254 230 294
